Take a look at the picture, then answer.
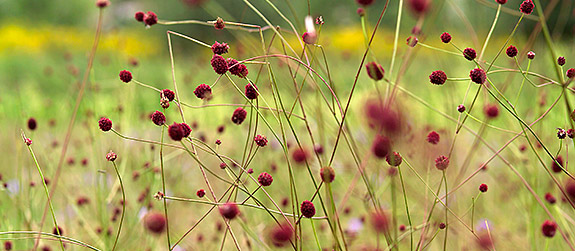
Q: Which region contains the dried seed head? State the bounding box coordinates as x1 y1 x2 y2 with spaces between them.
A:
258 172 273 186
435 155 449 170
211 41 229 55
150 111 166 126
429 70 447 85
463 48 477 61
231 107 247 125
366 62 385 81
506 45 518 57
300 200 316 218
427 131 440 144
520 0 534 15
440 32 451 43
98 117 112 132
469 68 486 84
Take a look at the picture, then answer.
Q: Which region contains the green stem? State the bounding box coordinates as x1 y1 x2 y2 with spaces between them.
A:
110 161 125 251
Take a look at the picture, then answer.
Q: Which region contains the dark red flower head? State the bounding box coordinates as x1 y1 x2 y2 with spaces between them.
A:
214 17 225 30
408 0 430 16
463 48 477 61
231 107 247 125
370 210 390 233
372 135 391 159
292 148 308 163
161 89 175 101
270 224 293 247
258 172 273 186
527 51 535 59
219 202 240 220
470 68 486 84
254 135 268 147
211 41 229 55
98 117 112 131
300 200 316 218
119 70 132 83
227 58 249 78
320 166 335 183
135 12 145 22
386 152 403 166
435 155 449 170
567 68 575 79
365 100 403 134
356 0 374 6
196 189 205 198
28 117 37 130
558 56 566 66
551 156 564 173
150 111 166 126
194 84 212 99
558 128 567 139
106 151 117 161
168 123 191 141
429 70 447 85
211 54 228 75
545 192 556 204
457 104 466 113
302 32 317 44
427 131 440 144
520 0 534 15
506 45 518 57
479 183 488 193
406 36 418 47
357 7 366 16
440 32 451 43
439 222 446 229
366 62 385 81
53 226 63 236
4 241 12 251
496 0 507 4
144 11 158 26
245 82 258 99
484 104 499 118
541 220 557 238
96 0 110 8
144 212 166 234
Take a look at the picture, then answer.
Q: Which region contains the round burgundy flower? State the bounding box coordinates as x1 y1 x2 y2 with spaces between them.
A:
245 83 258 99
567 68 575 79
25 138 32 146
408 0 430 16
357 7 366 16
215 139 221 145
144 212 166 234
558 129 567 139
168 123 185 141
320 166 335 183
292 148 308 163
558 56 566 66
254 135 268 147
300 200 316 218
545 192 556 204
427 131 440 144
440 32 451 43
119 70 132 83
568 129 574 138
551 156 564 173
314 144 324 154
196 189 205 198
457 104 466 113
527 51 535 59
150 111 166 126
211 41 229 55
194 84 212 99
520 0 534 15
98 117 112 132
541 220 557 238
161 89 175 101
258 172 273 186
302 32 317 45
231 107 247 125
96 0 110 8
270 224 293 247
406 36 418 47
372 135 391 159
4 241 12 251
429 70 447 85
106 151 117 161
227 58 249 78
214 17 225 30
371 210 390 233
366 62 385 81
211 54 228 75
53 226 63 236
247 168 254 174
144 11 158 26
506 45 518 58
135 12 145 22
435 155 449 170
219 202 240 220
496 0 507 4
479 183 488 193
463 48 477 61
356 0 374 6
484 104 499 118
439 222 446 229
28 117 37 130
180 123 191 138
470 68 486 84
386 152 403 166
